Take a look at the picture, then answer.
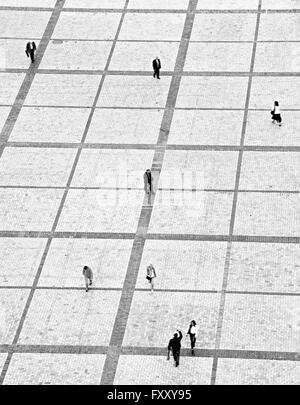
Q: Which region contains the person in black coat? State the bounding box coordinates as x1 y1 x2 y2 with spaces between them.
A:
25 41 36 63
167 330 183 367
152 56 161 79
143 169 153 194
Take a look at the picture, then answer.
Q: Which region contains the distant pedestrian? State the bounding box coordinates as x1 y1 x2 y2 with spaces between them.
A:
25 41 36 63
152 56 161 79
186 320 198 356
271 100 282 126
144 169 153 194
82 265 93 292
167 330 183 367
146 264 156 292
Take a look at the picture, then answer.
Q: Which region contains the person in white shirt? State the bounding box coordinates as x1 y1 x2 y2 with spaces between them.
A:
271 100 282 126
186 320 198 355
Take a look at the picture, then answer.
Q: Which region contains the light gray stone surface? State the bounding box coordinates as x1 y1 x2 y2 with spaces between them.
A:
0 0 299 386
3 353 106 385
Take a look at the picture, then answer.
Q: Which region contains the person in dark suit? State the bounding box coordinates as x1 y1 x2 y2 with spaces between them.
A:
144 169 153 194
167 330 183 367
25 41 36 63
152 56 161 79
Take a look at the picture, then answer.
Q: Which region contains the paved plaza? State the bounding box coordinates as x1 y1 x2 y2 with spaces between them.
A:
0 0 299 386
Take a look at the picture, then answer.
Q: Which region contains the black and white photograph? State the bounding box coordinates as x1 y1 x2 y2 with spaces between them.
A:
0 0 299 391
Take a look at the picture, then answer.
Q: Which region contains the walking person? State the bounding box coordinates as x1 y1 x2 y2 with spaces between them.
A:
82 265 93 292
152 56 161 79
25 41 36 63
271 100 282 127
146 263 156 292
144 169 153 194
167 330 183 367
186 320 198 356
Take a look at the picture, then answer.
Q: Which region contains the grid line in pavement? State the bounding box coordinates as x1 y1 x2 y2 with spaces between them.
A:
0 344 299 362
0 285 300 298
210 0 263 386
0 185 298 194
1 6 300 14
0 231 299 244
2 68 300 77
2 143 300 152
100 0 199 385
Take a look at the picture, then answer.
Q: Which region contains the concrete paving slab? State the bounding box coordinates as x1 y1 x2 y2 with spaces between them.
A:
52 12 121 40
245 111 300 146
97 76 171 108
0 238 47 286
148 190 233 235
136 240 227 291
216 358 300 385
0 188 64 231
9 107 90 143
177 77 248 108
39 238 133 288
109 41 179 72
168 110 244 145
0 73 25 105
197 0 259 9
191 14 257 41
40 40 113 70
25 74 101 106
0 39 33 69
114 355 213 385
18 290 121 345
57 189 144 233
262 0 300 9
255 43 300 72
220 294 300 352
85 108 163 144
0 0 55 6
159 150 239 190
234 192 300 236
119 13 185 41
128 0 189 9
0 289 29 344
228 242 300 293
249 77 300 109
123 291 220 348
71 149 154 188
185 42 252 72
259 14 300 41
0 147 76 186
3 353 106 385
0 10 51 38
65 0 126 8
239 152 300 191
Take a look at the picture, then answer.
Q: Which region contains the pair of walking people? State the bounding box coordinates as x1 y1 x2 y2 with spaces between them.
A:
167 320 199 367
